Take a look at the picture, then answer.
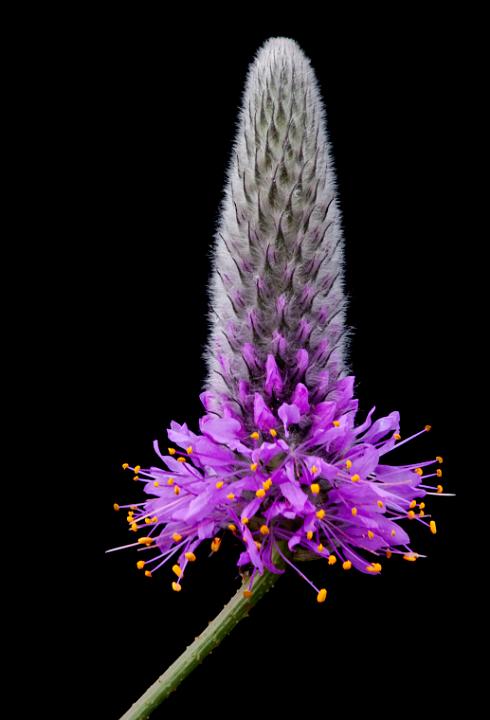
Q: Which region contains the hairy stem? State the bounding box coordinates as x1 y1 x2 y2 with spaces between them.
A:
119 565 283 719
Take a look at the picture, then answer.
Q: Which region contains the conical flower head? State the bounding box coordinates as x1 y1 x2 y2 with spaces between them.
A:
206 38 346 413
111 39 446 602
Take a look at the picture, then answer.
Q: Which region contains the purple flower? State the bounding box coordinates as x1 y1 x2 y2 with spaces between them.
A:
112 361 445 601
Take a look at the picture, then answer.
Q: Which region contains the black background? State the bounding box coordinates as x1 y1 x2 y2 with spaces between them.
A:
61 18 466 719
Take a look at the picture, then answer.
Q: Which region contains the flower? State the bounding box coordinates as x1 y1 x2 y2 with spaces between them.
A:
111 352 444 601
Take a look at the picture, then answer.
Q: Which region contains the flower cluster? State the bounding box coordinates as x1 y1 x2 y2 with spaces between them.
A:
112 352 444 602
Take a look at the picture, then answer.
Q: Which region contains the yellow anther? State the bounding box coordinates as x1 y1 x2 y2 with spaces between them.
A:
436 468 443 477
133 476 139 482
185 552 197 562
153 481 160 487
366 563 382 573
419 510 425 517
430 520 437 535
306 530 313 540
113 503 120 511
174 485 181 495
263 478 273 490
255 541 262 549
403 553 417 561
242 517 249 525
316 509 326 520
226 493 235 500
211 537 221 552
145 517 152 524
367 530 375 539
351 474 361 483
186 446 193 455
328 555 337 565
317 588 328 603
144 570 152 577
172 533 182 542
256 488 266 498
122 463 129 470
168 448 176 455
228 524 237 533
136 560 145 570
177 457 186 463
172 581 181 592
351 507 358 516
393 433 401 440
343 560 352 570
408 510 416 519
130 523 138 532
386 550 392 559
310 465 319 475
250 431 260 440
243 589 253 598
172 564 182 578
436 456 443 464
419 502 425 509
377 500 384 509
415 468 423 476
345 459 353 469
391 529 396 537
317 543 324 552
138 537 153 545
167 477 175 485
260 525 270 536
269 428 277 437
134 465 141 473
250 463 258 472
310 483 320 495
425 424 432 432
215 481 224 489
333 420 340 427
127 511 134 521
437 484 443 493
409 500 417 509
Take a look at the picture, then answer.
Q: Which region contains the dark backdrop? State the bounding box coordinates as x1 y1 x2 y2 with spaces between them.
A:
69 22 463 719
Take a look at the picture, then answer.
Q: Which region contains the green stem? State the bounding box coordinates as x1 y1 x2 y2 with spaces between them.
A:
119 565 283 720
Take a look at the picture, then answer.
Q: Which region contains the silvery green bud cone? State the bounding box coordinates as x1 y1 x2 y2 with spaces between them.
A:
206 37 347 409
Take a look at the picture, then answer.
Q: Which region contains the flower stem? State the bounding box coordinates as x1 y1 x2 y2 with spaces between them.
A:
119 564 283 720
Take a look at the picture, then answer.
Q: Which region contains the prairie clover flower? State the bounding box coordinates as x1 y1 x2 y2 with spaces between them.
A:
111 39 446 607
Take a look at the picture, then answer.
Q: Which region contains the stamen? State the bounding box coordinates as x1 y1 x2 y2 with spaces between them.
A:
409 500 417 509
186 446 193 454
316 509 325 519
430 520 437 534
307 530 313 540
228 524 237 533
167 478 175 486
345 459 353 469
317 588 328 602
172 533 182 542
403 553 418 561
242 517 249 525
138 537 154 546
408 510 416 519
122 463 129 470
256 488 266 498
211 537 221 552
343 560 352 570
333 421 340 427
172 581 181 592
351 474 360 483
317 543 324 552
386 550 392 559
145 570 152 577
174 486 181 495
153 481 160 487
377 500 384 508
263 478 273 490
310 465 319 475
269 429 277 437
177 457 186 463
437 484 443 493
328 555 337 565
216 481 224 489
172 564 182 577
436 456 443 464
185 552 197 562
436 469 443 477
351 507 358 516
260 525 270 536
227 493 235 500
425 425 432 432
134 465 141 473
366 563 382 572
367 530 374 539
168 448 176 455
250 431 260 440
310 483 320 495
113 503 120 511
136 560 145 570
250 463 258 472
393 433 401 440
